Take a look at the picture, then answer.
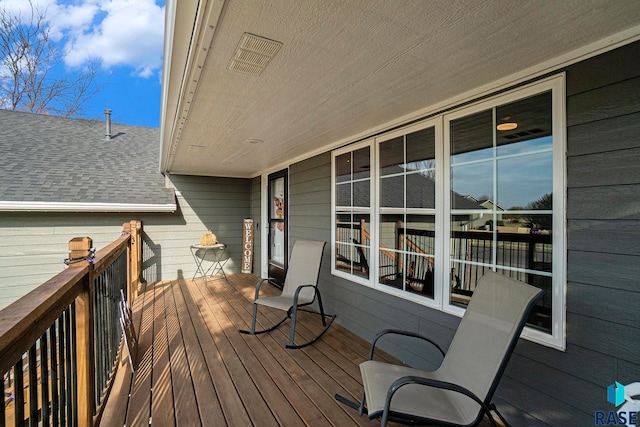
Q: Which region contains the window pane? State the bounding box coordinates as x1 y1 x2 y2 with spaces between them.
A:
451 161 493 207
379 214 403 286
335 214 370 279
450 109 493 164
379 136 404 176
353 179 370 207
519 271 552 333
353 147 371 180
352 214 370 278
450 265 553 334
497 150 552 210
402 215 435 298
406 171 436 209
380 175 404 208
379 214 404 252
450 225 493 265
404 214 436 255
378 214 435 298
335 214 353 244
494 220 552 273
336 152 351 182
406 127 435 169
496 91 552 154
336 182 351 207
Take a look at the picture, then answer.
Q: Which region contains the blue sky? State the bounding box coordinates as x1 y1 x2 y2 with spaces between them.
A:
0 0 165 127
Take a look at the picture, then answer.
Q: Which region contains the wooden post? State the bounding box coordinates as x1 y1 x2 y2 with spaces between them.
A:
68 237 93 267
70 238 95 425
123 220 143 299
128 220 142 298
122 222 133 301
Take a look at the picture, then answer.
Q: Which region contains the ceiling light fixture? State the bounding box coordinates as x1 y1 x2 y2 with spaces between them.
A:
496 122 518 131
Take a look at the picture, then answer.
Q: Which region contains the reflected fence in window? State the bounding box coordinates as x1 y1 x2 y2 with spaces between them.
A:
335 224 553 332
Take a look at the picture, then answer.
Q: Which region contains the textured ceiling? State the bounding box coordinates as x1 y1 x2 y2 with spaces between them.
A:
161 0 640 178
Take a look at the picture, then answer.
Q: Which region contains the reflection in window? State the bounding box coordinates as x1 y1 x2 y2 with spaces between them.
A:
331 77 564 348
334 146 371 280
378 126 436 299
449 90 554 333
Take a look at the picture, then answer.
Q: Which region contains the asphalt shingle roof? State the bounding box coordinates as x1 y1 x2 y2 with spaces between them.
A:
0 109 174 209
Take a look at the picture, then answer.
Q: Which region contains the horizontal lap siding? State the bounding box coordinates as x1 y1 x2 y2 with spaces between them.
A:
564 39 640 405
0 175 250 309
285 41 640 426
0 212 150 309
164 175 251 280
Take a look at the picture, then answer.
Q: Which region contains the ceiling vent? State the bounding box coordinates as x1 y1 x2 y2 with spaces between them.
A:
228 33 282 76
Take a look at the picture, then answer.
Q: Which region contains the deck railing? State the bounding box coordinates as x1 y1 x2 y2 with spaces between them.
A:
0 220 142 426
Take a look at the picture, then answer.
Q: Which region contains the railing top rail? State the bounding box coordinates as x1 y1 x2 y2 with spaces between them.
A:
0 230 132 376
0 265 87 375
92 233 131 277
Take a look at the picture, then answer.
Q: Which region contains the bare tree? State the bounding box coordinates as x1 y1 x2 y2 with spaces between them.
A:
0 1 100 117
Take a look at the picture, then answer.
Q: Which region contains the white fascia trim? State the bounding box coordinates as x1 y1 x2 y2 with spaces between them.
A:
159 0 178 173
160 0 226 174
0 201 177 213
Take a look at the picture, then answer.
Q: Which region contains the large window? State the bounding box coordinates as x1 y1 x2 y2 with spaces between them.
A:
331 76 565 349
333 143 372 284
378 123 439 300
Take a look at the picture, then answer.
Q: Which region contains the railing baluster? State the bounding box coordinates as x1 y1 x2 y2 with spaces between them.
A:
1 370 5 427
40 331 50 426
64 306 74 426
28 344 38 426
14 360 24 425
50 321 59 426
59 314 66 426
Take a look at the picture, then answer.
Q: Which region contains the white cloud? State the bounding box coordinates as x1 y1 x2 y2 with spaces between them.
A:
0 0 165 78
63 0 165 77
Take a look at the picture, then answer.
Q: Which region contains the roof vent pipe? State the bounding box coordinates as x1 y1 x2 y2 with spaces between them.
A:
104 109 112 140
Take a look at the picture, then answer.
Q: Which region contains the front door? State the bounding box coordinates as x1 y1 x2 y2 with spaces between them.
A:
267 169 288 288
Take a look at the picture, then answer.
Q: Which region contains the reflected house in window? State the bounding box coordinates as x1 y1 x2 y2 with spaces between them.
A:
377 168 483 298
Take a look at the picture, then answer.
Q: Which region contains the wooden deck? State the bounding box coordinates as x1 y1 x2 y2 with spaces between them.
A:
100 274 496 427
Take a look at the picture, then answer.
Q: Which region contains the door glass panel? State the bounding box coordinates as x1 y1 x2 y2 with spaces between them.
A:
268 171 287 287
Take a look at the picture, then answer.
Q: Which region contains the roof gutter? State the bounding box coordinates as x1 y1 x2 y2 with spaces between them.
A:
159 0 226 174
0 201 177 213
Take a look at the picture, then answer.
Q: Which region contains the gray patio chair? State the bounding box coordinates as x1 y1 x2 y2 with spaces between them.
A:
336 270 543 426
239 240 335 349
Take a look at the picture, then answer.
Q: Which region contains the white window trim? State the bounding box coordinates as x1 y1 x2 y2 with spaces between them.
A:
331 139 375 288
443 75 566 350
330 74 566 350
373 119 444 309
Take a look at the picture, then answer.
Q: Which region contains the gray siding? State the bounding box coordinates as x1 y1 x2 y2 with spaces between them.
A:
286 41 640 426
0 174 250 309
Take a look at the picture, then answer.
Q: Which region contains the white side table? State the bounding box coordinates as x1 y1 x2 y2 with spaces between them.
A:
190 243 228 280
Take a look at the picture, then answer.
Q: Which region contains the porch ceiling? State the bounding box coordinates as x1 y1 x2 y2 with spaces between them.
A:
160 0 640 178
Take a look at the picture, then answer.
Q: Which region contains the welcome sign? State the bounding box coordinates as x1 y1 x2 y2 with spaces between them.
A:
242 219 254 273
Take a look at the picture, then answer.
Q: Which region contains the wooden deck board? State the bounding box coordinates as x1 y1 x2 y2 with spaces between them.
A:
149 283 174 427
165 281 200 424
170 280 225 425
101 274 497 427
207 278 352 426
